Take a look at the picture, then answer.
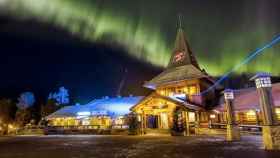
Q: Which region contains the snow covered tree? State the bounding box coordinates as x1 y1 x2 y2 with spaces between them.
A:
48 87 70 105
56 87 69 105
16 92 35 109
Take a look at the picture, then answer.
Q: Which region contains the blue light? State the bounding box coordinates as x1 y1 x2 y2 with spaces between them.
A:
200 34 280 95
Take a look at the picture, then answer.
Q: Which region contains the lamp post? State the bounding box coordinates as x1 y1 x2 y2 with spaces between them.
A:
224 89 240 141
251 73 280 150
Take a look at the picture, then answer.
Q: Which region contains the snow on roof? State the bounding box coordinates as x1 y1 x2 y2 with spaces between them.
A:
214 83 280 112
46 96 144 119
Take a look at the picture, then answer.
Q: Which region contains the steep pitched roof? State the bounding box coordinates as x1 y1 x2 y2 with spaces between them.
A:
144 24 212 89
144 64 208 89
167 28 200 69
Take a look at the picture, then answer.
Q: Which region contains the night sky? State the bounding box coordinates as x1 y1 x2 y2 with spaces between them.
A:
0 0 280 104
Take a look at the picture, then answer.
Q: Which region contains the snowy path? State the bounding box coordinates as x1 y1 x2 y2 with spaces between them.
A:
0 135 279 158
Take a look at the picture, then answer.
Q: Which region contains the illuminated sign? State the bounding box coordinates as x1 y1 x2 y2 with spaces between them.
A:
173 51 185 63
77 111 91 116
224 90 234 100
91 111 108 115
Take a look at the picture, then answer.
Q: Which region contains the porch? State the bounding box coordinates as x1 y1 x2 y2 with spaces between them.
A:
131 93 200 135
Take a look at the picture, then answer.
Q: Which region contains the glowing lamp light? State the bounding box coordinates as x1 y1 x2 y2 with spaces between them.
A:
251 73 272 88
255 77 271 88
275 108 280 114
224 89 234 100
210 114 216 119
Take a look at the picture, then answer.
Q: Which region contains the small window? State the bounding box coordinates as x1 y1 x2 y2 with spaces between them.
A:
188 112 196 122
246 110 256 121
275 108 280 120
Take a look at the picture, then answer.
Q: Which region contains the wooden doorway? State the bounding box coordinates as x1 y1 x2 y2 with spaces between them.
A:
146 115 159 128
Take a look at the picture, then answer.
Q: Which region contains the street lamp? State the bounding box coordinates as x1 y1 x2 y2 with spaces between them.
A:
253 73 272 88
224 89 234 100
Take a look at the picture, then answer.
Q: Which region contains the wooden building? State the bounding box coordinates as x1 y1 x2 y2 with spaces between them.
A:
46 96 144 130
213 85 280 126
131 23 280 135
46 22 280 135
131 24 221 134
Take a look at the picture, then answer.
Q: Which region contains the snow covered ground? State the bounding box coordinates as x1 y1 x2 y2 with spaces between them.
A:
0 135 279 158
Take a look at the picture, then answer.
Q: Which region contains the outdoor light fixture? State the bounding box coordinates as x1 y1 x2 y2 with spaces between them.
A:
251 73 272 88
224 89 234 100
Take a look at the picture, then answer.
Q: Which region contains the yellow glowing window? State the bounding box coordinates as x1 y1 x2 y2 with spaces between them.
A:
210 114 216 119
189 86 197 95
114 116 124 125
246 110 257 121
275 108 280 120
169 92 174 97
188 112 196 122
183 87 188 94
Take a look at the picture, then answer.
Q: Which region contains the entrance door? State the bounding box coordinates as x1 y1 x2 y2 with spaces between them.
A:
146 115 159 128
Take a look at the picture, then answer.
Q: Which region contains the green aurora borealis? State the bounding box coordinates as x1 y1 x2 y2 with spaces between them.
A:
1 0 280 76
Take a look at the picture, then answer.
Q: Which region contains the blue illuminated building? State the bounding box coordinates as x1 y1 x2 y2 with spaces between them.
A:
46 96 143 128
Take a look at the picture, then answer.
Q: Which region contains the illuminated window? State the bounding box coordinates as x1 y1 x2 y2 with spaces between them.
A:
275 108 280 120
183 87 189 94
189 86 197 95
246 110 257 121
160 113 169 129
114 116 124 125
160 90 165 96
82 119 90 125
169 91 174 97
188 112 195 122
210 114 216 119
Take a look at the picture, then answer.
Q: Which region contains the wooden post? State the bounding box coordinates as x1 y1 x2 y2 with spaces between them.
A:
139 114 144 135
251 73 280 150
224 89 240 141
142 112 147 134
185 111 190 136
255 110 260 125
195 111 200 135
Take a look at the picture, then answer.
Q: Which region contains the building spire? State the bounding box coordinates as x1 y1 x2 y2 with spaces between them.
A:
167 15 200 69
178 14 183 29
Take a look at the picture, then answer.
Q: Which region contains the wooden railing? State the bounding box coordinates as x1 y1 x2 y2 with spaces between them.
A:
209 123 262 132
